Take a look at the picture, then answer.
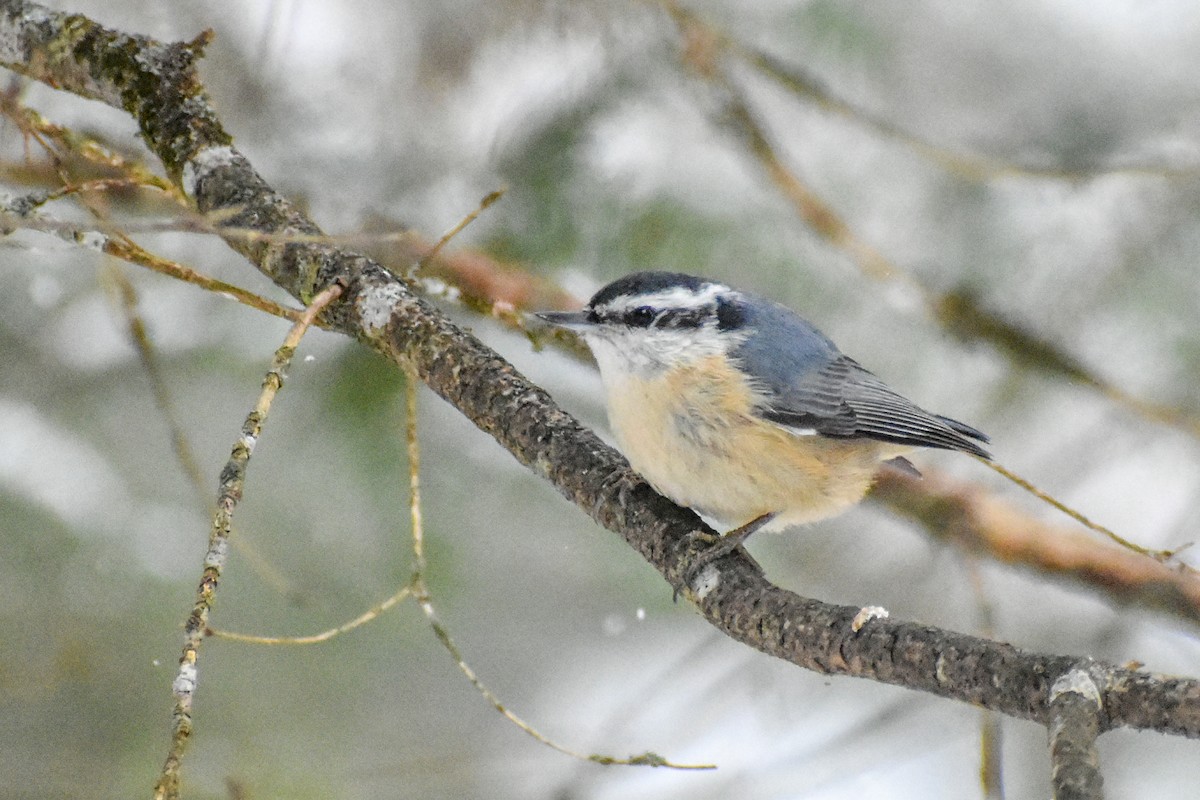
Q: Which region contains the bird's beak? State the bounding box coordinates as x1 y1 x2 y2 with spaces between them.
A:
533 310 593 330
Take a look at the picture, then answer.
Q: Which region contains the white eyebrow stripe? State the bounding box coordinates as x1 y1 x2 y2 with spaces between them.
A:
602 283 732 313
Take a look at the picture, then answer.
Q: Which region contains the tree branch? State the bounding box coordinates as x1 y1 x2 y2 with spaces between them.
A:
874 470 1200 624
2 0 1199 788
1048 667 1106 800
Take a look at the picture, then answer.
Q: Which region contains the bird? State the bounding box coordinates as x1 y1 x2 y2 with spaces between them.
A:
536 271 990 563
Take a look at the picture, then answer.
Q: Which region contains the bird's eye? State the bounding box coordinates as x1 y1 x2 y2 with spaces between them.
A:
626 306 656 327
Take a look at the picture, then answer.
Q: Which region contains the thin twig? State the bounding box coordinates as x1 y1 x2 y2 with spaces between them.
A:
412 188 505 277
977 457 1184 565
961 555 1006 800
104 234 308 323
660 0 1200 181
100 263 210 499
401 370 713 771
0 203 308 323
9 103 303 597
1 94 184 199
153 281 344 800
206 584 414 645
0 91 308 325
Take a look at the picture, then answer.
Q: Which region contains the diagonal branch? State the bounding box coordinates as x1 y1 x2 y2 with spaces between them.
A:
873 470 1200 624
2 1 1199 789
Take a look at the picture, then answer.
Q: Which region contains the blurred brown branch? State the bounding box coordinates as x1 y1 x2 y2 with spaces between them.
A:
873 469 1200 624
662 0 1200 182
664 1 1200 443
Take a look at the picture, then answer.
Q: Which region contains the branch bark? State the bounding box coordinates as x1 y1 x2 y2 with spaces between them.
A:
1048 668 1106 800
3 0 1199 790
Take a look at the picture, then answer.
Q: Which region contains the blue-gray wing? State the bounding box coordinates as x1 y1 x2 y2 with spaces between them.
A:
755 355 991 458
727 297 989 458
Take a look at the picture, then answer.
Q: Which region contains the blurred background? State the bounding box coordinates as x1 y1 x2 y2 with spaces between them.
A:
3 0 1200 797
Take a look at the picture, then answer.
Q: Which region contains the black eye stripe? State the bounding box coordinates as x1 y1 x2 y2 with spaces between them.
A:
624 306 655 327
661 309 705 328
588 301 724 329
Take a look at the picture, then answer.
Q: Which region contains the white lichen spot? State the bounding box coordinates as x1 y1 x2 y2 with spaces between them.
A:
414 276 461 303
851 605 889 632
691 563 721 600
419 277 448 296
0 13 39 61
358 282 405 334
1050 668 1103 708
636 607 646 621
173 662 198 697
182 145 238 197
935 653 948 684
304 354 316 363
240 431 258 454
204 537 229 569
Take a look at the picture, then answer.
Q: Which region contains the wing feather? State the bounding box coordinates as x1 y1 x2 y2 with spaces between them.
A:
755 356 991 458
724 293 989 458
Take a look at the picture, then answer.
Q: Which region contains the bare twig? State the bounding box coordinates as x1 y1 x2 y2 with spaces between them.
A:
0 200 307 323
100 264 209 499
977 458 1182 564
412 188 506 277
209 348 707 770
206 583 415 645
4 99 304 599
402 370 713 770
153 281 343 800
737 36 1200 182
0 91 184 199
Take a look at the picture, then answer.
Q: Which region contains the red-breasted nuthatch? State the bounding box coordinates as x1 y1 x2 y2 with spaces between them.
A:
537 271 990 551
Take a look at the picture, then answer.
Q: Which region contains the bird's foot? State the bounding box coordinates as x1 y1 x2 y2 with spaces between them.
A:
675 513 776 601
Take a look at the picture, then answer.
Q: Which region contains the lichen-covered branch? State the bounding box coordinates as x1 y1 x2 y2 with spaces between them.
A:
3 2 1200 795
1048 667 1106 800
151 283 343 799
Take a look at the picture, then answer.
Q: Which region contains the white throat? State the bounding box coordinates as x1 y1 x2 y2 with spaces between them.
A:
583 324 734 379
